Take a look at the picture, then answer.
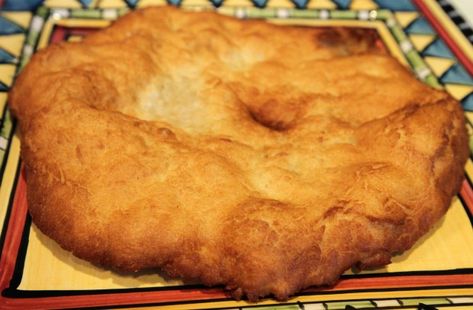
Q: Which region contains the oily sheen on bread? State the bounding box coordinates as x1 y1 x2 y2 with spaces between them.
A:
9 6 469 300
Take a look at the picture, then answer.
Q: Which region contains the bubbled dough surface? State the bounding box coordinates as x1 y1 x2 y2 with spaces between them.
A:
9 6 469 300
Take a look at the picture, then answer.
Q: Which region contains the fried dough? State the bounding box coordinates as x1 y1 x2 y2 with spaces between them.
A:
9 6 469 300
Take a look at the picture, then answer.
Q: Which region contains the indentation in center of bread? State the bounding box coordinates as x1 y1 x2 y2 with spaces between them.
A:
136 69 304 134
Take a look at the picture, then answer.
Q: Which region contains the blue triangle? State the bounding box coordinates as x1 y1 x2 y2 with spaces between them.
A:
0 49 16 64
0 81 9 92
462 93 473 112
210 0 224 7
333 0 351 9
374 0 415 11
253 0 267 7
293 0 309 9
79 0 93 7
1 0 43 11
441 64 473 86
167 0 181 6
406 18 435 35
422 39 454 59
125 0 139 7
0 16 24 35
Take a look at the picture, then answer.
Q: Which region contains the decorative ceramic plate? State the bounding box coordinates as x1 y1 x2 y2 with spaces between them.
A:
1 0 473 309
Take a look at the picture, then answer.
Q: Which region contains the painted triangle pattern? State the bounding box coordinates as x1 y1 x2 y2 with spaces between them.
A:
0 16 24 35
0 35 24 65
1 12 32 29
0 92 6 116
424 56 455 77
441 64 473 86
0 0 444 10
79 0 93 7
373 0 415 11
0 0 463 13
463 94 473 112
445 85 473 103
422 38 455 59
0 49 16 64
210 0 224 7
293 0 309 9
125 0 140 7
0 64 16 89
409 34 435 51
0 0 42 10
253 0 267 8
350 0 377 10
406 17 436 35
333 0 351 9
167 0 181 5
395 12 418 28
0 81 9 92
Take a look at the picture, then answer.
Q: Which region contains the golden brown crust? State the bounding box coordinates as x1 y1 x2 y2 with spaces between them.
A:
9 6 468 301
